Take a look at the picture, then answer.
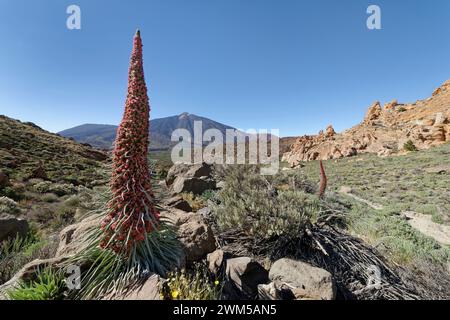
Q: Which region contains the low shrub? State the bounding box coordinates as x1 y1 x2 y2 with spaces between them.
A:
0 196 19 214
0 186 23 201
33 182 77 196
50 205 76 230
6 268 66 300
212 165 320 241
63 195 80 207
404 140 418 152
40 193 59 203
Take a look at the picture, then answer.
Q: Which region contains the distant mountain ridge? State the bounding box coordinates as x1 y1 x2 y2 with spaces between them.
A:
59 113 237 150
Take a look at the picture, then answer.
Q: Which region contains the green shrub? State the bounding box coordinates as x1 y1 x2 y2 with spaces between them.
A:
0 186 23 201
212 165 320 240
63 195 80 207
0 196 19 214
41 193 59 203
6 268 65 300
403 140 418 152
0 231 56 285
33 182 77 196
200 190 216 202
51 205 76 230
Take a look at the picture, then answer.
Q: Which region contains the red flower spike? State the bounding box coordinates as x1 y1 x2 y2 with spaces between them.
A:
101 30 159 254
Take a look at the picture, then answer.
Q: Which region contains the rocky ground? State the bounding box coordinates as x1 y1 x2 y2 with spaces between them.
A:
1 112 450 300
2 159 449 300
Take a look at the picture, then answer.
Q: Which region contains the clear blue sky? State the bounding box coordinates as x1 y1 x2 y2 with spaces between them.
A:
1 0 450 137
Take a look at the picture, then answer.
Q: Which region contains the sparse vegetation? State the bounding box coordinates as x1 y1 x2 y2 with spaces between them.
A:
0 231 57 285
161 263 222 300
300 142 450 226
404 140 418 152
32 181 77 197
347 203 450 265
212 165 324 245
6 268 66 300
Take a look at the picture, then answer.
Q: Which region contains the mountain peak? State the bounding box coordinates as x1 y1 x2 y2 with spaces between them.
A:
179 112 190 119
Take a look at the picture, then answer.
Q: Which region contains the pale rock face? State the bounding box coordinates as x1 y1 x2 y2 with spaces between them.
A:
383 99 398 111
325 125 336 137
364 101 383 123
268 258 336 300
282 80 450 165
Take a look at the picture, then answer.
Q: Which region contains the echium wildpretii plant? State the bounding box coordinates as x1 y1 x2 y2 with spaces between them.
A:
70 30 181 300
101 29 159 252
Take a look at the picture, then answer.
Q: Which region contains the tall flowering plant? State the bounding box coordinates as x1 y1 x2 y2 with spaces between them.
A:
71 31 180 300
100 30 160 253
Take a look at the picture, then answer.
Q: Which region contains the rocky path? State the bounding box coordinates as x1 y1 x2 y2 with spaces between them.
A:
402 211 450 246
339 186 450 246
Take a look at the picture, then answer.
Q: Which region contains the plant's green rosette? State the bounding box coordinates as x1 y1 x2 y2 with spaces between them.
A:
69 215 181 300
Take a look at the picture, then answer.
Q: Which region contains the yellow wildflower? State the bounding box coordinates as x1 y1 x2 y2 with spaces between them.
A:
171 290 179 299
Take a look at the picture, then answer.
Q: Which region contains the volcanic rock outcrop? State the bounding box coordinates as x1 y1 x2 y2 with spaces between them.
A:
282 80 450 166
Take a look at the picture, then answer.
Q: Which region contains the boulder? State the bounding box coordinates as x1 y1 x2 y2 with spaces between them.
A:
197 206 212 219
106 274 161 300
258 282 280 300
166 162 216 194
383 99 398 111
225 257 269 299
269 258 336 300
171 176 216 195
166 163 190 186
177 213 216 264
164 196 192 212
186 163 213 178
258 282 300 300
56 214 101 258
207 249 225 275
0 214 28 241
160 208 192 226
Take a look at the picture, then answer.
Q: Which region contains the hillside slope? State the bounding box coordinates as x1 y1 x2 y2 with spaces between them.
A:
0 115 109 285
0 115 107 184
283 80 450 166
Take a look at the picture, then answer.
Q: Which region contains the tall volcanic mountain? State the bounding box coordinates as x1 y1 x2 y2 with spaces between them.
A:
59 113 237 150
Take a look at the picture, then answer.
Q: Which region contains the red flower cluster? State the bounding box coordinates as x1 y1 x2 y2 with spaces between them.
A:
101 30 159 253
